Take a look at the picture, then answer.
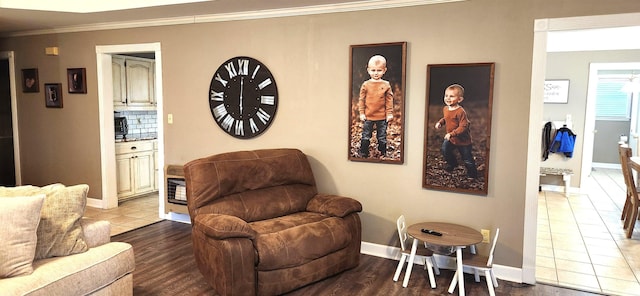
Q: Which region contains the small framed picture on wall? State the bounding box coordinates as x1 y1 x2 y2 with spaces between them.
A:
543 79 569 104
67 68 87 94
22 68 39 93
44 83 63 108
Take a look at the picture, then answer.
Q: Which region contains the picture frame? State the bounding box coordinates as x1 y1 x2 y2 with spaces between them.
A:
543 79 569 103
21 68 39 93
423 63 495 195
348 42 406 164
67 68 87 94
44 83 63 108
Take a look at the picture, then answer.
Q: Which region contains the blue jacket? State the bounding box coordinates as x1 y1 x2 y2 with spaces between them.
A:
549 127 576 158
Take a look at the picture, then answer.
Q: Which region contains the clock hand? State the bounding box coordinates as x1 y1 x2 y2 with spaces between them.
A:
239 77 244 115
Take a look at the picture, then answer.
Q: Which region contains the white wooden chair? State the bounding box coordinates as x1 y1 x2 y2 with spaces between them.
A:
393 215 440 288
448 228 500 296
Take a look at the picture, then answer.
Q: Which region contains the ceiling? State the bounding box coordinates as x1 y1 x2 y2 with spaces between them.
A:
0 0 460 37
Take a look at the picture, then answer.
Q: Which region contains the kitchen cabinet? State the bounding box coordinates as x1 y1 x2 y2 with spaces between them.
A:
112 56 126 108
116 140 156 200
113 55 155 110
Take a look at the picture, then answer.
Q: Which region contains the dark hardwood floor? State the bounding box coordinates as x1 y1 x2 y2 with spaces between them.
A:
113 220 603 296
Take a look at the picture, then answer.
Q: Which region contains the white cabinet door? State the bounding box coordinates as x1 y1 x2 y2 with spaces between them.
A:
116 153 135 198
126 59 155 107
112 56 126 107
135 151 155 194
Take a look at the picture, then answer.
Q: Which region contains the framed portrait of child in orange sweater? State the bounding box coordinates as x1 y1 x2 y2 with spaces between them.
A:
348 42 406 164
423 63 495 195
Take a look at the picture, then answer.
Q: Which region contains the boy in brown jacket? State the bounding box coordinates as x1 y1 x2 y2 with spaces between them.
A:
434 84 478 178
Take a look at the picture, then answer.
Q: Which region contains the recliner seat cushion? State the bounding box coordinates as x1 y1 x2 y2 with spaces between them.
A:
253 216 352 270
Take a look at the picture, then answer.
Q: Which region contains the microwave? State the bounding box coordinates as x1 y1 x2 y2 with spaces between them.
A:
114 117 128 137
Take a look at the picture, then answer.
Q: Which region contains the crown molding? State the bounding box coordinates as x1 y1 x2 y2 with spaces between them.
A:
6 0 464 37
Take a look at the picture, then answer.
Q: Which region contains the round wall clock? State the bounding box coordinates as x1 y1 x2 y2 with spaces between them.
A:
208 56 278 139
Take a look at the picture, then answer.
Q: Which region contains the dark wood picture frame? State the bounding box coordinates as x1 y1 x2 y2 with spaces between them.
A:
348 42 406 164
423 63 495 195
67 68 87 94
44 83 63 108
21 68 39 93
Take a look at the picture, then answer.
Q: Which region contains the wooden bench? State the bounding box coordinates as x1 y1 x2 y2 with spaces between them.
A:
540 167 573 197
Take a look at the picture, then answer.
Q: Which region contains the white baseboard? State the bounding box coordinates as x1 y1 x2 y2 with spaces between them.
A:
591 162 620 169
539 184 575 195
86 197 103 208
361 241 523 284
164 212 191 223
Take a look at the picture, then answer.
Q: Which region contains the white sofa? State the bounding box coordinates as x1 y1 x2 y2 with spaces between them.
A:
0 184 135 295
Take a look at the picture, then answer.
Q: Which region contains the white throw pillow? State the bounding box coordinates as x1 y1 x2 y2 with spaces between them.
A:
0 195 45 278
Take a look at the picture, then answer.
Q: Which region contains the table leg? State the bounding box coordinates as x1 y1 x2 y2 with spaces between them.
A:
402 238 419 288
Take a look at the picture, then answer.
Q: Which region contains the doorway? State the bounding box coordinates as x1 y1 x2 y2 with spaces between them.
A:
588 63 640 168
525 13 640 285
95 43 165 218
0 51 21 186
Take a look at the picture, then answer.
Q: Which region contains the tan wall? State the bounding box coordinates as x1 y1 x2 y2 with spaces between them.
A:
3 0 640 269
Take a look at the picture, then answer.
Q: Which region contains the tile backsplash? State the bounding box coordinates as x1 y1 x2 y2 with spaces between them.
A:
115 110 157 140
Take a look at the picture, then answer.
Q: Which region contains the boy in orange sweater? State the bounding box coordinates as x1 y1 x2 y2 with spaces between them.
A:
434 84 478 178
358 55 394 158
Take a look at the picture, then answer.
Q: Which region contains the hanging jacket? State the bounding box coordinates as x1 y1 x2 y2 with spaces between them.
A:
542 121 552 161
549 126 576 158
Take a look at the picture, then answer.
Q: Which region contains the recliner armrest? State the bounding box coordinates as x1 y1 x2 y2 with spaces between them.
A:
193 214 257 239
307 194 362 217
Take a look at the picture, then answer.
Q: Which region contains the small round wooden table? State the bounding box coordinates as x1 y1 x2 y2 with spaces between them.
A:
405 222 483 295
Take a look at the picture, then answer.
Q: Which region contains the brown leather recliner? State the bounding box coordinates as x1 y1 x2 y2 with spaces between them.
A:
183 148 362 296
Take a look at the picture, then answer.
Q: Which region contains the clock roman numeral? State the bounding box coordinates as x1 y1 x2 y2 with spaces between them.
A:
249 118 259 134
224 62 238 79
235 120 244 136
237 59 249 76
212 104 228 120
258 78 272 90
215 73 228 87
221 115 234 132
210 90 224 101
251 65 261 80
260 95 275 105
256 108 271 124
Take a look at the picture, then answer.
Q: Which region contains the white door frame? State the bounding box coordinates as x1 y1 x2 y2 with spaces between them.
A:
0 51 22 185
95 43 165 213
525 13 640 284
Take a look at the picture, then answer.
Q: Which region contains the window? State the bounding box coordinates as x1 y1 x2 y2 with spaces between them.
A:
595 76 632 120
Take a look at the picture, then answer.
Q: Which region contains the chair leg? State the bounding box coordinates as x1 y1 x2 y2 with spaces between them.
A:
621 193 631 221
490 270 499 287
431 257 440 275
393 254 407 282
425 257 436 289
474 269 480 282
448 270 459 293
626 207 638 238
484 270 496 296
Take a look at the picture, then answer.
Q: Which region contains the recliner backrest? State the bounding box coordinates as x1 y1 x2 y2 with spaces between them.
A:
184 149 318 222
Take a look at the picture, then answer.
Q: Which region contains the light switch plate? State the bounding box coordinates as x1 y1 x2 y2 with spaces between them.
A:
481 229 490 243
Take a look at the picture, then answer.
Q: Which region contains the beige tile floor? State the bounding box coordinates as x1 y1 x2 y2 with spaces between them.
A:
84 193 163 236
536 168 640 296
